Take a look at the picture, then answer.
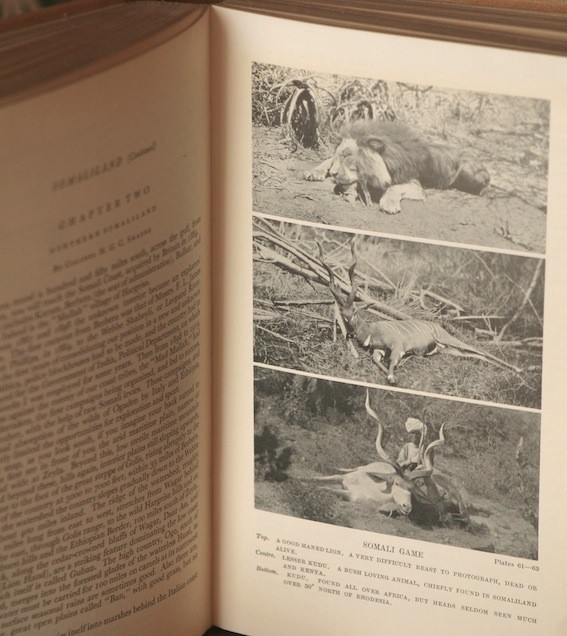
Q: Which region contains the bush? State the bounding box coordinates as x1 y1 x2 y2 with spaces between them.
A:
254 426 293 482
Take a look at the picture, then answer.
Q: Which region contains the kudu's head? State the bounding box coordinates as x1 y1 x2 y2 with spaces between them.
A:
387 476 413 515
365 390 445 514
317 240 359 325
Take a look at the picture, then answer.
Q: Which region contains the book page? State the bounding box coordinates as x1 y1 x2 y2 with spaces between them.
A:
211 7 567 635
0 8 212 636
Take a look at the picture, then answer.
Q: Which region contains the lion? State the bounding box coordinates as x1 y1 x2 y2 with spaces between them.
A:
303 121 490 214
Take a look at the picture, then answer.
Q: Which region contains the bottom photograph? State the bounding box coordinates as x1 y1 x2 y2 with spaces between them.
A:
254 367 540 560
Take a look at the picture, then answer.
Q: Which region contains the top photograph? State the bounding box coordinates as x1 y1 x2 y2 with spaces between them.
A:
252 62 549 254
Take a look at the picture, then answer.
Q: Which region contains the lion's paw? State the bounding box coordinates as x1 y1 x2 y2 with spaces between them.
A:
339 182 360 205
303 168 327 182
379 181 424 214
379 191 402 214
344 191 359 206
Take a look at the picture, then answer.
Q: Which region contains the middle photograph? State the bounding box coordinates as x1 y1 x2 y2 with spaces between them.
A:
253 217 544 409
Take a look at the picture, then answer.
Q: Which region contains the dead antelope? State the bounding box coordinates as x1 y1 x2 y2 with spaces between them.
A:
318 243 522 384
312 392 446 516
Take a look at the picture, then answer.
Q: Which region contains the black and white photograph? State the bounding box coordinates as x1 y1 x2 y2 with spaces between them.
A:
254 368 540 560
253 218 544 408
252 62 549 254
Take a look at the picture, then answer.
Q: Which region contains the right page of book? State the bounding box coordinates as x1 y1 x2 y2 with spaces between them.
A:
211 6 566 636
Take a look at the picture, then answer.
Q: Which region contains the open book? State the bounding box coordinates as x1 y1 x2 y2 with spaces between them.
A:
1 2 566 634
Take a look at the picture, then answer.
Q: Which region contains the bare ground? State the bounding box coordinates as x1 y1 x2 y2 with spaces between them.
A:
253 126 546 254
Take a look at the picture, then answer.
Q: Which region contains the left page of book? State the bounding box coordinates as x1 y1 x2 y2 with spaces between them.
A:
0 7 212 636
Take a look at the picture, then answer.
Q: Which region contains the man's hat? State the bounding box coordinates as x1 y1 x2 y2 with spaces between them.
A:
405 417 424 433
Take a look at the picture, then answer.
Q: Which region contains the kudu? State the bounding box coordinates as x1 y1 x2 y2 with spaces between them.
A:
318 242 522 384
312 392 446 516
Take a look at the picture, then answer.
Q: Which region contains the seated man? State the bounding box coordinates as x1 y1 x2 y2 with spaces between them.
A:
397 417 425 472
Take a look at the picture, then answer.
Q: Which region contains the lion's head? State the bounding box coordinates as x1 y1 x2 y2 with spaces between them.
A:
327 134 393 202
